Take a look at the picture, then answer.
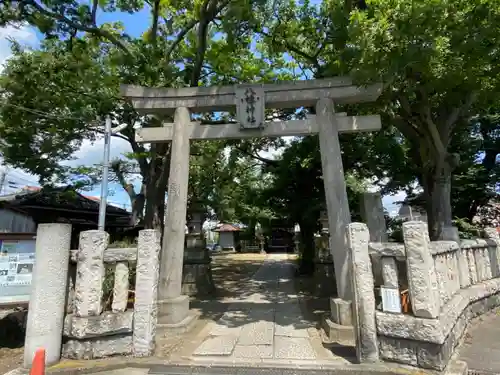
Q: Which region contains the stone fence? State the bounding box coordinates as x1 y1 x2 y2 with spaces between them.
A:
23 224 161 367
349 221 500 371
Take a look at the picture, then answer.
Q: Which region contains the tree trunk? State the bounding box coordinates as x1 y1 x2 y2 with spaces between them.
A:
143 167 168 231
422 159 454 240
143 179 166 230
297 219 316 275
142 141 171 231
130 183 146 226
247 218 256 239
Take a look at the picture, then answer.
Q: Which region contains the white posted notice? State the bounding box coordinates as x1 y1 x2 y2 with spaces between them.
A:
0 242 35 287
380 286 402 314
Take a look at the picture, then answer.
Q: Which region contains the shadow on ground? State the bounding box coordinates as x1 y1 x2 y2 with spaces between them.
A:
191 255 315 330
294 272 357 362
0 309 26 348
188 253 356 362
0 308 27 374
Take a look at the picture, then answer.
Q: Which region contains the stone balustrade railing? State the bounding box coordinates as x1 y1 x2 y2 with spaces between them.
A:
349 221 500 371
63 229 160 360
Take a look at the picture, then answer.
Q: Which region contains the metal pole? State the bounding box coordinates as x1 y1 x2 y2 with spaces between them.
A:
0 170 6 195
98 115 112 230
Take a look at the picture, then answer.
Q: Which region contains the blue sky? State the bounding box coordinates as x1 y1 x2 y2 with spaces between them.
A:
0 8 407 216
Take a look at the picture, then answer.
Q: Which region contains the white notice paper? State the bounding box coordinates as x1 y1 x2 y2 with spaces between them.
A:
380 286 402 313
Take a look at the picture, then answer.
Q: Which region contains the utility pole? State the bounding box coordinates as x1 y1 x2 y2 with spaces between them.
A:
98 116 128 230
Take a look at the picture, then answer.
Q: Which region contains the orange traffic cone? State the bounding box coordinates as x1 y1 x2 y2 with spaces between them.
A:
29 348 45 375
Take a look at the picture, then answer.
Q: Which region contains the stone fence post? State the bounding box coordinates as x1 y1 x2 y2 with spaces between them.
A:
74 230 109 317
484 228 500 278
347 223 379 363
359 192 387 287
133 229 161 356
24 223 72 368
402 221 440 318
360 192 387 242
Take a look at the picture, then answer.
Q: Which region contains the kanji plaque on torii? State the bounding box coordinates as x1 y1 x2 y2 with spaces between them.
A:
121 77 382 343
235 86 265 129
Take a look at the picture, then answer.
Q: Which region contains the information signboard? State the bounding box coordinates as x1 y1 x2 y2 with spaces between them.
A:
0 249 35 287
0 236 36 305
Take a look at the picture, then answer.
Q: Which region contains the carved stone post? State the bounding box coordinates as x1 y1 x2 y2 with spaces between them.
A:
24 224 72 368
403 221 440 318
360 192 387 286
347 223 379 363
360 192 387 242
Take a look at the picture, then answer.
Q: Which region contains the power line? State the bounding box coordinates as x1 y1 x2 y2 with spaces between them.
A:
0 100 91 122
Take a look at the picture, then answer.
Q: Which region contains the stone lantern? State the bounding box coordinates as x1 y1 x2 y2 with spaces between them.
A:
255 222 265 253
319 209 329 234
293 223 301 254
182 200 215 296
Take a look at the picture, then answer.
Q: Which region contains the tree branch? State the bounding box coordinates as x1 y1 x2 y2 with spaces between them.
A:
445 91 478 129
165 19 198 58
235 146 278 165
191 17 211 86
111 161 136 200
120 124 150 177
258 29 322 72
91 0 98 24
150 0 160 45
396 95 424 137
190 0 232 86
25 0 133 57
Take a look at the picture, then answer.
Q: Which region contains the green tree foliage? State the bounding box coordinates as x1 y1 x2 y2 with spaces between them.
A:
257 0 500 239
0 0 285 230
346 0 500 239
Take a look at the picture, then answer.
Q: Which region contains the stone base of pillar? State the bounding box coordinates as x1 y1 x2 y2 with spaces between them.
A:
182 235 215 297
156 296 199 336
156 310 199 337
157 295 190 325
321 297 355 345
322 317 355 346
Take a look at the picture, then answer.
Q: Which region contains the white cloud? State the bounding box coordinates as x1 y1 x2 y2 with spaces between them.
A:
0 24 39 71
68 136 133 167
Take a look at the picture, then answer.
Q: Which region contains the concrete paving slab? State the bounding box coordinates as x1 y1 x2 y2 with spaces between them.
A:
193 335 238 356
209 311 246 336
237 320 274 345
232 345 273 359
274 323 310 338
458 308 500 373
273 336 316 360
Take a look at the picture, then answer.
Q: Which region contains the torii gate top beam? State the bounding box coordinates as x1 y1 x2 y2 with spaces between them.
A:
120 77 382 114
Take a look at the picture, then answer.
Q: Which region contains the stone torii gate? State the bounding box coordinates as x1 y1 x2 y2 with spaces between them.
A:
121 77 382 335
